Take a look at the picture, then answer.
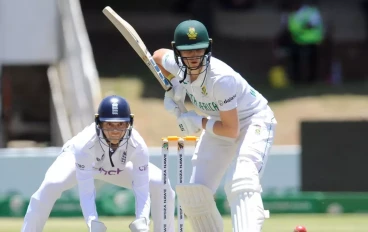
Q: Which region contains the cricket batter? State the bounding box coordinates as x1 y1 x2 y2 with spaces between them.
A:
153 20 277 232
21 95 175 232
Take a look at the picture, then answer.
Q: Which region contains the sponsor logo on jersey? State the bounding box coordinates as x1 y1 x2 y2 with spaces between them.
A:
224 94 236 104
121 151 127 164
139 164 148 171
99 167 124 175
96 154 105 162
76 163 85 170
218 94 236 106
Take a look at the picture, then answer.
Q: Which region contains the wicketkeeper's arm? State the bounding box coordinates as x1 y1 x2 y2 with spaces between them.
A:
74 150 99 228
76 170 98 227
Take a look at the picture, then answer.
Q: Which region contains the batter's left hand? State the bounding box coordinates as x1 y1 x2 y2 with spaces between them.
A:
178 110 204 131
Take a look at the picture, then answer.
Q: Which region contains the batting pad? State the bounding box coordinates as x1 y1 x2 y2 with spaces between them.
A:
230 192 268 232
224 157 267 232
176 184 223 232
90 220 107 232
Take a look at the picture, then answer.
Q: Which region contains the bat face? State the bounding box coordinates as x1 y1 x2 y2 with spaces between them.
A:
102 6 172 91
102 6 188 114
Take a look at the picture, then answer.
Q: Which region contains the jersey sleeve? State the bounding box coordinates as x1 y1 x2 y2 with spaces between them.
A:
161 50 180 76
213 76 238 111
131 142 150 220
72 143 98 226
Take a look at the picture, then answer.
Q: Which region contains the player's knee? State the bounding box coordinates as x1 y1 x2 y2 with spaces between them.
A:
189 171 218 194
176 184 224 232
224 157 267 232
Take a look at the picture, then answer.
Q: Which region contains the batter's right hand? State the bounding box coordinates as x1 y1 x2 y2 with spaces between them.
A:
170 77 186 103
164 90 181 117
164 80 187 115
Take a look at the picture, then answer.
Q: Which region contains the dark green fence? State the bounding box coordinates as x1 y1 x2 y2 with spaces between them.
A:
1 191 368 217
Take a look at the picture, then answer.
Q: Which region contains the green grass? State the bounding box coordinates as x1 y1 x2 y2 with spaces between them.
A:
2 214 367 232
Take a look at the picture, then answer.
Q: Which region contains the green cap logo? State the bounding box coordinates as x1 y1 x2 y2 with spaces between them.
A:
187 27 198 40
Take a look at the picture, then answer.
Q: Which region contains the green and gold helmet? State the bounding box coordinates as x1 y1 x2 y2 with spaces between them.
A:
171 20 213 72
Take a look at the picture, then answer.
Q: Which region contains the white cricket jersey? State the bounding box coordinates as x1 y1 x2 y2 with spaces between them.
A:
162 50 269 125
62 123 150 224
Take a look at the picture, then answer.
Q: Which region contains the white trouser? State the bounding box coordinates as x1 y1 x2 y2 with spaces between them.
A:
21 152 175 232
189 107 276 231
190 108 277 232
190 107 277 193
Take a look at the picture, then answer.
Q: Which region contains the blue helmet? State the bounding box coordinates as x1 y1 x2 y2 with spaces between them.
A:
95 95 134 138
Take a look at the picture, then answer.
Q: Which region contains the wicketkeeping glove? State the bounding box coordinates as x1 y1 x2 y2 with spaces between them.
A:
129 217 149 232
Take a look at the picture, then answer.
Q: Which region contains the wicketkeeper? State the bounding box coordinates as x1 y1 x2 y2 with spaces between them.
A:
21 95 176 232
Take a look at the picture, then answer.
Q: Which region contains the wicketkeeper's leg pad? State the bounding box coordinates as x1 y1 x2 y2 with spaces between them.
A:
176 184 223 232
224 157 267 232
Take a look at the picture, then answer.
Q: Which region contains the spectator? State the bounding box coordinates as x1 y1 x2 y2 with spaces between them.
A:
275 0 324 85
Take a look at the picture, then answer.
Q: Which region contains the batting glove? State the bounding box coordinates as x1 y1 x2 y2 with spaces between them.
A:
164 78 187 117
177 116 200 135
178 110 203 133
164 90 181 117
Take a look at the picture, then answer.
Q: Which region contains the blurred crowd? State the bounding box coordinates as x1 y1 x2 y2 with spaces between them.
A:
220 0 331 87
272 0 332 87
171 0 336 88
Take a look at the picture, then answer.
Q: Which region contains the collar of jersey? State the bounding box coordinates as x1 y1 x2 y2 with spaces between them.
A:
189 70 204 87
177 64 208 87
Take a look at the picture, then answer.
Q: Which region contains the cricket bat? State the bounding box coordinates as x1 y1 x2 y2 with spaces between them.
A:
102 6 187 114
